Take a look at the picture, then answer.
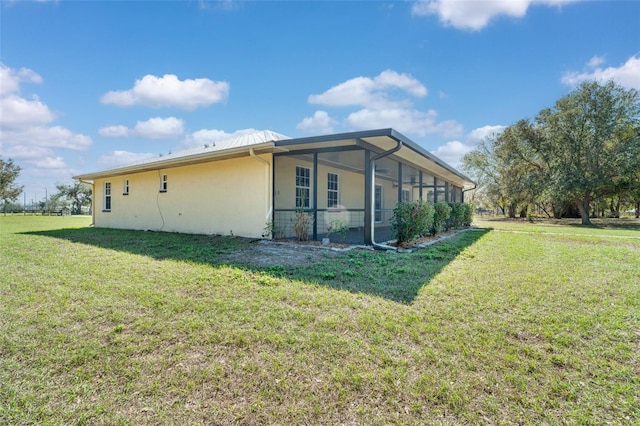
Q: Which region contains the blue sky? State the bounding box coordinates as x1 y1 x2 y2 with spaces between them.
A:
1 0 639 204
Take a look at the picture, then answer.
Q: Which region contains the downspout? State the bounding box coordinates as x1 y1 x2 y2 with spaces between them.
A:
249 148 272 226
370 139 402 250
78 179 95 226
462 184 477 203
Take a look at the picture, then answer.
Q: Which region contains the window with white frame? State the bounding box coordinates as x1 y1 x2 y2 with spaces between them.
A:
123 179 129 195
103 182 111 211
402 189 410 203
295 166 310 208
327 172 339 208
160 174 168 192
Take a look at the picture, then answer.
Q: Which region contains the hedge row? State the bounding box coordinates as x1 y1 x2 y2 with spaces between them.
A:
392 201 474 244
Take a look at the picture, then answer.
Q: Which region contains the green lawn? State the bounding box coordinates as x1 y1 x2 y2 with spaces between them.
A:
1 215 638 425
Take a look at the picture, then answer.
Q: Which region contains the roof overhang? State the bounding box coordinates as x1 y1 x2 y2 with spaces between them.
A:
73 142 276 181
74 128 474 187
275 128 475 187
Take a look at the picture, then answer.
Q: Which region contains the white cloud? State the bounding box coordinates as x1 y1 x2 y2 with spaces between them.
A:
99 117 185 140
0 125 92 150
98 125 131 138
431 125 506 167
28 156 66 169
134 117 184 140
0 94 55 129
178 128 259 149
467 125 506 144
297 111 337 134
431 140 475 166
1 145 55 160
309 70 426 109
96 150 157 169
0 64 43 96
561 55 640 90
0 64 92 171
101 74 230 110
305 70 461 139
587 55 605 69
346 108 463 138
412 0 581 31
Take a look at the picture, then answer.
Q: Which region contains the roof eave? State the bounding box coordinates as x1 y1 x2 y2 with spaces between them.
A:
275 128 475 186
73 142 275 180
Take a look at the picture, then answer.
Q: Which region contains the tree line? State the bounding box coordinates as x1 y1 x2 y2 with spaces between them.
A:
0 157 91 215
462 81 640 225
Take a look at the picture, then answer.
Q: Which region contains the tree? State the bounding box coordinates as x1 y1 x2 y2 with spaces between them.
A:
55 182 92 215
0 157 23 214
536 81 640 225
462 120 548 217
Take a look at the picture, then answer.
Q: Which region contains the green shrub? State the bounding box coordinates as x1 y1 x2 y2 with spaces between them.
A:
461 203 474 226
431 202 452 235
447 202 466 229
392 199 434 244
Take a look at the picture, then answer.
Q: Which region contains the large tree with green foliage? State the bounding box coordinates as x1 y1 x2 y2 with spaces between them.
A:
55 182 92 215
537 80 640 224
462 120 549 218
463 80 640 224
0 157 24 214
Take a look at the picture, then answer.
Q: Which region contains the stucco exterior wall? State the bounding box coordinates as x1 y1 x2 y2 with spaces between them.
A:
93 155 271 238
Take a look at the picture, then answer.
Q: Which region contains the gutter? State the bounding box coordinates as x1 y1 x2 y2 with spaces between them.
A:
78 178 95 226
370 138 403 250
462 183 477 204
249 148 272 223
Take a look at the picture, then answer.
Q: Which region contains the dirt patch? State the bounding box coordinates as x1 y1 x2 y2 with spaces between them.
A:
222 240 351 268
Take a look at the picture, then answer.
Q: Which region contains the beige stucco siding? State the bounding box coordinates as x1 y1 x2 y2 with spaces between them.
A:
93 155 271 238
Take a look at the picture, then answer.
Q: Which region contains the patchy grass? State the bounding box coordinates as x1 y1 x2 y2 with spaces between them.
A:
1 215 638 424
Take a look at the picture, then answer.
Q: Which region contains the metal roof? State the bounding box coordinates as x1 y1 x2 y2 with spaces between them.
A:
74 128 473 186
74 130 291 180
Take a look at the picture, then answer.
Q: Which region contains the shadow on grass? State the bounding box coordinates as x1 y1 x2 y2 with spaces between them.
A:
23 227 491 304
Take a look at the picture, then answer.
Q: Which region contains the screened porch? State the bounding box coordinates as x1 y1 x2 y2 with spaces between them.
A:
271 131 466 245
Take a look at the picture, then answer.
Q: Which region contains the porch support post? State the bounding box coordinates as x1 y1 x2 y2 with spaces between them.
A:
364 150 373 245
419 170 423 199
313 153 318 241
397 162 403 203
445 181 449 202
434 177 438 202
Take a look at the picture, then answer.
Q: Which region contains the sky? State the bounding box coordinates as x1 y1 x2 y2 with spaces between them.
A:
1 0 639 205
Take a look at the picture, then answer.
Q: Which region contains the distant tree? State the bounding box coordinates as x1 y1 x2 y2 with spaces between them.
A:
55 182 92 215
462 120 548 217
0 157 24 215
465 81 640 225
536 81 640 225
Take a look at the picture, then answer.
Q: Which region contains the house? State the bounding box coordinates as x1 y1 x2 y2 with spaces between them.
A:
74 129 474 245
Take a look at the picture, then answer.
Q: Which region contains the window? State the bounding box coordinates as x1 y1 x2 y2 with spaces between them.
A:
160 174 168 192
327 172 339 208
402 189 410 203
374 184 382 222
103 182 111 211
295 166 310 208
123 179 129 195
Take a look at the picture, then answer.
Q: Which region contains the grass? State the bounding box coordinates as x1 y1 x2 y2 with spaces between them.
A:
1 215 638 424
